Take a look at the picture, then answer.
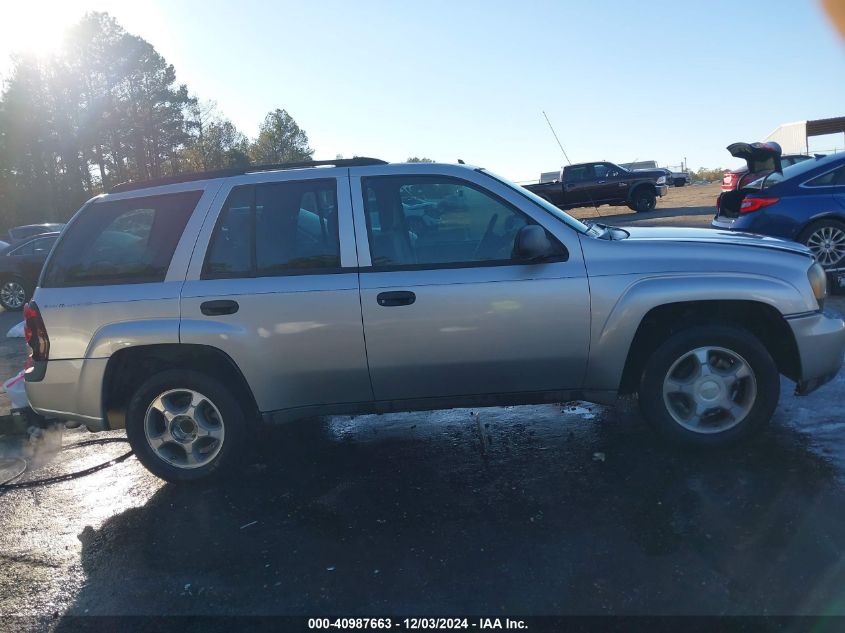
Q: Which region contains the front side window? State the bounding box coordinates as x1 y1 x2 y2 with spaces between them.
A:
363 176 562 268
203 179 340 279
43 191 201 287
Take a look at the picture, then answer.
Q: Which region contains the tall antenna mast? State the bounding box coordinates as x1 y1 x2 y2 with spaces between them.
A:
541 110 602 219
542 110 572 165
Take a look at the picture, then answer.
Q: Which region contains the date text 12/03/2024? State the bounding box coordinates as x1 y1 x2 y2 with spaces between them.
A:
307 618 528 630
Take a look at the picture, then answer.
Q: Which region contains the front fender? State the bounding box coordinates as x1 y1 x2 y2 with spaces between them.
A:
584 273 807 391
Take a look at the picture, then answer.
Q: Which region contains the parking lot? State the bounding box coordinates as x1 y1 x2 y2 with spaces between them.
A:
2 191 845 629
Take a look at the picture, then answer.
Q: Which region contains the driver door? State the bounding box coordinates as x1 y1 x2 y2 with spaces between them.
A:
595 163 628 203
351 168 591 402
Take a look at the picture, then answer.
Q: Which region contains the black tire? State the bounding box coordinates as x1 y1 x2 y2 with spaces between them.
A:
638 325 779 447
797 218 845 269
629 187 657 213
126 369 248 483
0 278 28 311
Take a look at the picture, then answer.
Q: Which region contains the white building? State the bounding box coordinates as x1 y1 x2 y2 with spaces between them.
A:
765 117 845 154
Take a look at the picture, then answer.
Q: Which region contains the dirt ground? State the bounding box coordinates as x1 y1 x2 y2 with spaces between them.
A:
570 183 721 228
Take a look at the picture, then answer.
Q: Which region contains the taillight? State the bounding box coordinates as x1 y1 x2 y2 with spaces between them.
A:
23 301 49 363
740 197 780 214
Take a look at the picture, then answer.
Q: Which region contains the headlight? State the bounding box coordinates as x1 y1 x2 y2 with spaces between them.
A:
656 176 666 185
808 262 828 309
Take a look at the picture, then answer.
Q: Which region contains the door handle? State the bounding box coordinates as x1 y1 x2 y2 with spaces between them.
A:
597 180 606 184
377 291 416 307
201 299 240 316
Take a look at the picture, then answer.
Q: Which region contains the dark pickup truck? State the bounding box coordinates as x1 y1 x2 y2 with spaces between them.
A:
525 161 669 212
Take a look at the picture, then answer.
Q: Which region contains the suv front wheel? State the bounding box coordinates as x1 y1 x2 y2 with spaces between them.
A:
638 326 779 446
126 369 247 482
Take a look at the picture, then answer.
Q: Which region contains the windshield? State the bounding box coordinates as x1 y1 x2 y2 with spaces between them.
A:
748 154 840 190
477 169 596 235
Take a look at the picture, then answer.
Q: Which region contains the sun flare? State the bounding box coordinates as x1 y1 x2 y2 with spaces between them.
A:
0 2 82 60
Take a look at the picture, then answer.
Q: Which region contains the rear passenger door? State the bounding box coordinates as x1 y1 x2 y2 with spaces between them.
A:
562 164 596 207
180 172 373 416
37 188 209 362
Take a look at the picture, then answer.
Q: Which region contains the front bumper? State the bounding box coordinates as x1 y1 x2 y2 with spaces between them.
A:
788 308 845 395
656 184 668 197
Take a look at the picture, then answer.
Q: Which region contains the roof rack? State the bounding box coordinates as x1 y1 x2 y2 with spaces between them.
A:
108 157 388 194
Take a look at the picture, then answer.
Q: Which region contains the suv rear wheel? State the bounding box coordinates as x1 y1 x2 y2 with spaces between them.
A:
638 326 779 446
126 369 247 482
628 188 657 213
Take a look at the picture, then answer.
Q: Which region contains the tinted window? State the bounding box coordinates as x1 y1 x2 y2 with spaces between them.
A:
204 187 253 277
363 176 561 267
32 236 57 256
751 156 842 190
8 241 35 256
9 224 62 242
805 166 845 187
203 179 340 279
566 165 594 182
43 191 201 287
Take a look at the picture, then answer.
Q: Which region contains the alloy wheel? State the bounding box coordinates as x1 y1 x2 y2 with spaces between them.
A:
806 226 845 267
662 346 757 434
0 281 26 310
144 389 225 469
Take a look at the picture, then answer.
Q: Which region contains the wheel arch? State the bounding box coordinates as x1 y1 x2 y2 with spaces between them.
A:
627 181 656 202
102 343 260 430
617 300 801 394
796 214 845 243
584 273 809 394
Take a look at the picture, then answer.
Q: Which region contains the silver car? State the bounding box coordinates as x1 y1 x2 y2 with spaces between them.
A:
23 158 845 482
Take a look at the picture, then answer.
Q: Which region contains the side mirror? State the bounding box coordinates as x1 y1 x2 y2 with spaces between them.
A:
513 225 553 261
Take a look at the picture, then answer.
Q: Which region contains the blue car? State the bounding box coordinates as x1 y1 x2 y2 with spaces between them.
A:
713 153 845 269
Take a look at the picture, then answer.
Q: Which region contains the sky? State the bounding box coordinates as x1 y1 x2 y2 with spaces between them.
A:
0 0 844 182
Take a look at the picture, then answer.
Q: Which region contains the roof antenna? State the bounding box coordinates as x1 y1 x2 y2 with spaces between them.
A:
457 158 465 164
542 111 572 166
542 110 602 219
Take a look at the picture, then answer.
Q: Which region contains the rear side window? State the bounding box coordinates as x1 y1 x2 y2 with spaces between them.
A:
203 179 340 279
42 191 201 287
31 236 57 256
9 236 57 256
805 166 845 187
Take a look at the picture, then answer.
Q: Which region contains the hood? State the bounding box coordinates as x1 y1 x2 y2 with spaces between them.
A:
626 168 667 180
727 141 782 174
620 225 812 258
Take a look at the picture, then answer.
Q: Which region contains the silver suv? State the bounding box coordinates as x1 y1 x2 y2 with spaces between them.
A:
23 158 845 482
